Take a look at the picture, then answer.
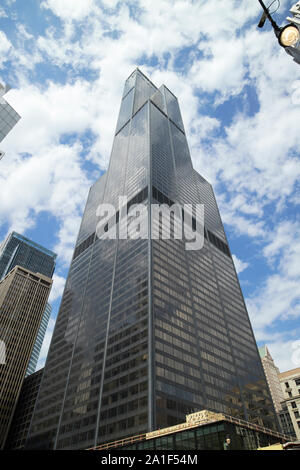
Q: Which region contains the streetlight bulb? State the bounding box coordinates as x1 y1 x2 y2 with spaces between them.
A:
279 25 300 47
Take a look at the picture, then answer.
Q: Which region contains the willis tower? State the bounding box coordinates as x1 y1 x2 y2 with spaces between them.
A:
27 69 277 449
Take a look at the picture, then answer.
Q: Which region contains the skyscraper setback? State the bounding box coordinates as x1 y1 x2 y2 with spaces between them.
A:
26 69 278 450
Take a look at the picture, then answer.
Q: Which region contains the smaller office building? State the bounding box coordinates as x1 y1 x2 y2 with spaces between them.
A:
90 410 291 451
0 266 52 449
278 367 300 440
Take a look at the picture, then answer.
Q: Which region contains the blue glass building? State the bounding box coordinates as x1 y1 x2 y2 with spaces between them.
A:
25 303 52 377
0 82 20 147
0 232 56 280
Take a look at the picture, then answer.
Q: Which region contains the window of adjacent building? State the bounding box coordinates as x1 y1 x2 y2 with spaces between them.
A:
291 401 297 409
288 391 293 398
295 378 300 386
294 411 300 419
285 382 290 388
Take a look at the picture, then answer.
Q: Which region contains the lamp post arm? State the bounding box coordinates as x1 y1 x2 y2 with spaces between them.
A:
258 0 281 35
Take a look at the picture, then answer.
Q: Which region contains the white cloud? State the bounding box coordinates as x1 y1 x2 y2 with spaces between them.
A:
248 274 300 329
49 274 66 302
36 317 56 371
232 254 249 274
246 220 300 358
0 79 98 262
5 80 95 152
0 142 90 259
41 0 96 21
0 7 8 18
0 31 12 67
190 37 247 100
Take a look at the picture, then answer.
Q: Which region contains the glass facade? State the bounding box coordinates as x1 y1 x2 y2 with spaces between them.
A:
0 85 20 143
26 303 52 377
26 68 278 450
0 232 56 280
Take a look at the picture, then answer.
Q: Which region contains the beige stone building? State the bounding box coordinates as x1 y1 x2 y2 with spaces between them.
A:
278 367 300 440
259 345 285 413
259 345 298 438
0 266 52 449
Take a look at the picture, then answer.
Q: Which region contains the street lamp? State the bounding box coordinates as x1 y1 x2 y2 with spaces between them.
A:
257 1 300 64
278 24 300 47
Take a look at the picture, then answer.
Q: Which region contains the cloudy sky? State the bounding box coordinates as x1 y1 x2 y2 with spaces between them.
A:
0 0 300 372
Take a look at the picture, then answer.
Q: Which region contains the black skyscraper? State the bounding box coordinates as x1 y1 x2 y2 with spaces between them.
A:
26 69 278 450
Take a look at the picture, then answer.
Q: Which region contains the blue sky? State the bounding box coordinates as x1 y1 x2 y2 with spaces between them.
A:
0 0 300 372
